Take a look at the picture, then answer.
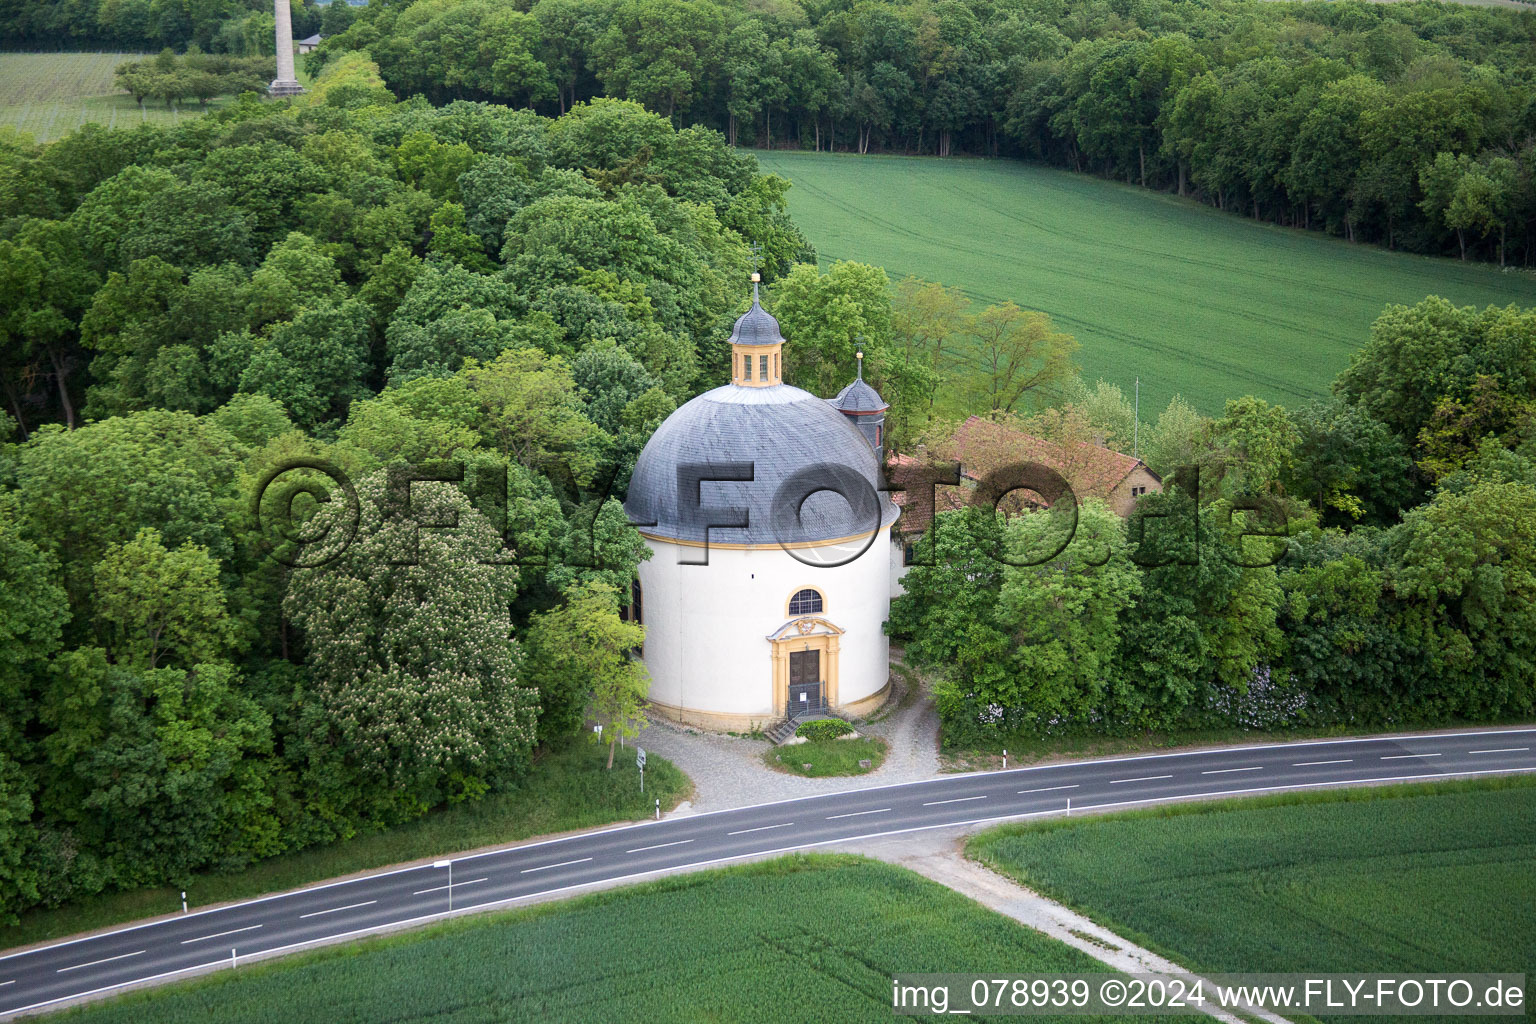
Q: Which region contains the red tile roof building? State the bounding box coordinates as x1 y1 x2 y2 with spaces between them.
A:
888 415 1162 536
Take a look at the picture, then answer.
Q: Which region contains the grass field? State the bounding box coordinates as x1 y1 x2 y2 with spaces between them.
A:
0 53 231 141
767 735 888 776
0 52 288 142
2 743 689 952
968 777 1536 1020
58 855 1194 1024
755 151 1536 415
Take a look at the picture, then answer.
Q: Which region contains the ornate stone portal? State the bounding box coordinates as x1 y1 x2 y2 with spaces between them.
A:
766 616 844 717
269 0 305 97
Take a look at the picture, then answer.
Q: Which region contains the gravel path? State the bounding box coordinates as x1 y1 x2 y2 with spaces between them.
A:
636 661 943 814
849 826 1295 1024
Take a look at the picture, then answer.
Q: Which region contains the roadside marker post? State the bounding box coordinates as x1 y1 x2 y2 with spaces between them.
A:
181 891 187 915
1003 749 1007 770
655 798 660 820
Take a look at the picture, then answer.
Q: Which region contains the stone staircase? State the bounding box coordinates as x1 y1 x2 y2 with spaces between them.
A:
764 710 848 745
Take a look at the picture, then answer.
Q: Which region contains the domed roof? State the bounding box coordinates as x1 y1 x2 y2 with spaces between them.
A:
625 383 898 546
727 298 784 347
827 375 887 413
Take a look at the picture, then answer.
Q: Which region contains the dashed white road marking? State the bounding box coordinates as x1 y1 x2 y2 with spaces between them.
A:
1294 759 1352 766
519 858 591 874
180 925 262 945
412 878 487 896
923 795 987 806
298 901 376 919
1018 784 1079 794
0 979 14 987
1469 747 1529 754
1201 766 1263 775
1109 774 1173 784
1381 753 1440 759
726 822 793 836
625 839 694 854
826 807 890 819
57 951 144 973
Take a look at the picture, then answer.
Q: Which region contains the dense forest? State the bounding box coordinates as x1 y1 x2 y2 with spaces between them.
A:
0 0 349 55
0 53 813 922
890 295 1536 746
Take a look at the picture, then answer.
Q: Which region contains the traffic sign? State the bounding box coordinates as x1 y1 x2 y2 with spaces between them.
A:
636 747 646 769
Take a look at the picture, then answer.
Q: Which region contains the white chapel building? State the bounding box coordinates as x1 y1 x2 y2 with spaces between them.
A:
624 277 900 731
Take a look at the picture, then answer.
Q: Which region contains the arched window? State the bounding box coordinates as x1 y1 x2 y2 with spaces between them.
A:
788 588 823 615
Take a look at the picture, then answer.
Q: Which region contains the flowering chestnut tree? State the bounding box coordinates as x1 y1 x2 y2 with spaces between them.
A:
286 471 538 820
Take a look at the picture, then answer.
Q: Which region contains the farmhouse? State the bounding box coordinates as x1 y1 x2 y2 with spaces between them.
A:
624 276 899 731
887 415 1162 568
296 33 323 54
947 415 1162 517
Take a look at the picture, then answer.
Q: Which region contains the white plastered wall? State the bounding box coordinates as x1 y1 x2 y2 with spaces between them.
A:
637 528 893 721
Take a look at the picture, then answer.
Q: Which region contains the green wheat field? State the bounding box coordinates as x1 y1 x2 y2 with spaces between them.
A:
969 778 1536 1024
57 856 1195 1024
756 150 1536 415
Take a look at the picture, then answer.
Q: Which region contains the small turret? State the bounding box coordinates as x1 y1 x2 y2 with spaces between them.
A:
827 350 889 460
729 272 784 387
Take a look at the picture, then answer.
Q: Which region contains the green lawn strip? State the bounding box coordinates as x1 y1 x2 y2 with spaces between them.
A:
939 716 1536 769
53 855 1201 1024
754 150 1536 416
767 736 888 777
2 743 689 952
967 778 1536 1023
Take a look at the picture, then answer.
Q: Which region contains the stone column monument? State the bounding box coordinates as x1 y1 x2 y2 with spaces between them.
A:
269 0 305 96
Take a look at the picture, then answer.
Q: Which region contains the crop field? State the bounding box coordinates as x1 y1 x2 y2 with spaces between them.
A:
755 151 1536 415
968 777 1536 1014
0 52 231 141
61 855 1192 1024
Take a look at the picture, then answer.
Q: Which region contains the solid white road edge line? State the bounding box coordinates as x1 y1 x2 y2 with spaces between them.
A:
56 951 144 973
10 766 1536 1019
298 901 376 920
726 823 792 836
180 925 262 945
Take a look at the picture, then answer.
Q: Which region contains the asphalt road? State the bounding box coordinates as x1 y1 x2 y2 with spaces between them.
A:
3 727 1534 1018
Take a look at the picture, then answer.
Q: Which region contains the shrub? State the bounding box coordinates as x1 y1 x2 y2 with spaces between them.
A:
796 719 853 741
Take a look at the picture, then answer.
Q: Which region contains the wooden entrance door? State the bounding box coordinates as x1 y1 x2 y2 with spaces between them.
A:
787 650 822 717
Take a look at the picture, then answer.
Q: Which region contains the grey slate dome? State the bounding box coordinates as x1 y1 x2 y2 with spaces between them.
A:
827 375 887 413
625 383 898 546
727 298 784 347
